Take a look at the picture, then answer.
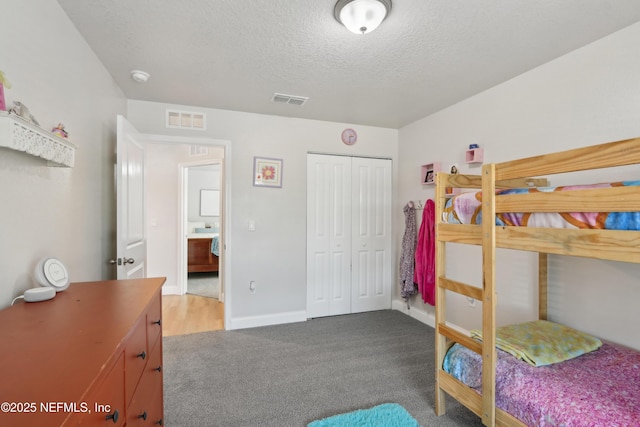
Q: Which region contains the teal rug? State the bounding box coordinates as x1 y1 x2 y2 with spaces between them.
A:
308 403 421 427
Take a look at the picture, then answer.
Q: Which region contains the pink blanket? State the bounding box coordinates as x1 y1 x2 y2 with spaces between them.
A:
443 341 640 426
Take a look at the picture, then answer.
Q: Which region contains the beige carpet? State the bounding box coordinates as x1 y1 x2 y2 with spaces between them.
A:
187 272 219 299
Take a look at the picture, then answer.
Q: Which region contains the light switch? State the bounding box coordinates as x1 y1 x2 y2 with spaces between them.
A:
248 219 256 231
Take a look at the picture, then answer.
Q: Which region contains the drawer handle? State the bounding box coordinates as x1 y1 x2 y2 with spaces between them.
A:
138 411 148 421
156 419 163 426
154 365 162 372
105 409 119 423
136 350 146 359
152 319 162 326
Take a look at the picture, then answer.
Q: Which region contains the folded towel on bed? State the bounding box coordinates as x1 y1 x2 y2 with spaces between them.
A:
471 320 602 366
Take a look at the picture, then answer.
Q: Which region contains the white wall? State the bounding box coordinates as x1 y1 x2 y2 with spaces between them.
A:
0 2 127 308
397 22 640 349
127 101 399 328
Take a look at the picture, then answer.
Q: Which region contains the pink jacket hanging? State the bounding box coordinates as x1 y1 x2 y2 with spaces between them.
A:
414 199 435 305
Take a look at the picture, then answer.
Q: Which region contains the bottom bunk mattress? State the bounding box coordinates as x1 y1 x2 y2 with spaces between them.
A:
443 339 640 426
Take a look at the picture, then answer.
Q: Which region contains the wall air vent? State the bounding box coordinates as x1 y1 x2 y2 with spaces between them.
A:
271 93 309 106
190 145 209 156
166 109 206 130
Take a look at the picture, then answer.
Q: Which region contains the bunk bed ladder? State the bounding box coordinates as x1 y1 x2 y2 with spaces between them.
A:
435 172 488 421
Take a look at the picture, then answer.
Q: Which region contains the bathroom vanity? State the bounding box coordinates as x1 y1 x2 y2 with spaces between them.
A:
187 234 219 273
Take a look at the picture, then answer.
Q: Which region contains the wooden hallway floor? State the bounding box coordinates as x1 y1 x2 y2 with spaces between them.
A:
162 294 224 336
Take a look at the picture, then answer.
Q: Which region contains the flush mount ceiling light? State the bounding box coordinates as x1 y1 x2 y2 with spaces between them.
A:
334 0 391 35
130 70 150 83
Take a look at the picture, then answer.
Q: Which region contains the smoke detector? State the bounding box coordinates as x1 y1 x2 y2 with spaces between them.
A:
130 70 150 83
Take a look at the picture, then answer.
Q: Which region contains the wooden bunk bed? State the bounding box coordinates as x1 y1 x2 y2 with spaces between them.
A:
433 137 640 426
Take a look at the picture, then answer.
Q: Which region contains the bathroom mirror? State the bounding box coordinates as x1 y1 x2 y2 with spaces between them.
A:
200 189 220 216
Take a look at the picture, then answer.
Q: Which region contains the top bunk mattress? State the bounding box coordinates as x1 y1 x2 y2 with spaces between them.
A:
443 181 640 230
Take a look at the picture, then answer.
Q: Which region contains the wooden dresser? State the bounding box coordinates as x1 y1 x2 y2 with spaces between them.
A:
0 277 165 426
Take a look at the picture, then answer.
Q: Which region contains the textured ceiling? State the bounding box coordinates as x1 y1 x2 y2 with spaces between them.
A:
57 0 640 129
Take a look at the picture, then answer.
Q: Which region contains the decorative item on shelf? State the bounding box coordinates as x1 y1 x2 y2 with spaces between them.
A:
51 123 68 139
421 162 441 185
8 101 39 126
253 156 283 188
0 70 10 111
446 163 461 196
465 143 484 164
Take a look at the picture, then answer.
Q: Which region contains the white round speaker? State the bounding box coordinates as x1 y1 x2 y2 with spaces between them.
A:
34 257 70 292
24 287 56 302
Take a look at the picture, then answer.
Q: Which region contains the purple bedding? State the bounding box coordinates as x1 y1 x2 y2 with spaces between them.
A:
443 341 640 426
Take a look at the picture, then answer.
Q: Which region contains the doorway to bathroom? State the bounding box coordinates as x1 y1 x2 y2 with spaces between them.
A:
183 162 222 302
144 135 230 335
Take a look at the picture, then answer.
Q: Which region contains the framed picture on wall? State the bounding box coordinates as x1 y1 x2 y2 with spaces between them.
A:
253 156 283 188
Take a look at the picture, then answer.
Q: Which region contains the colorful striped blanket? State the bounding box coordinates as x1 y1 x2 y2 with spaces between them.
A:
443 181 640 230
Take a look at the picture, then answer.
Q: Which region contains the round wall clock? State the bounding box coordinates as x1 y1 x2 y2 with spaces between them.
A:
341 128 357 145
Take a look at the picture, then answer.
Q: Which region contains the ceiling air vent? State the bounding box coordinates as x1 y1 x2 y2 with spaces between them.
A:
271 93 309 106
166 109 206 130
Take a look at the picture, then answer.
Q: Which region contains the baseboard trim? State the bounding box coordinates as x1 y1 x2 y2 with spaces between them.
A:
228 310 308 330
392 299 435 328
162 285 181 295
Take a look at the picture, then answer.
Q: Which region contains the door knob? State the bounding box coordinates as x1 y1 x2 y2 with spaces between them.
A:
109 257 135 265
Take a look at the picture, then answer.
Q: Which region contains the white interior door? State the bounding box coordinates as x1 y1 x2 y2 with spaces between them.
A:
307 154 352 318
114 115 147 279
351 157 392 313
307 154 392 318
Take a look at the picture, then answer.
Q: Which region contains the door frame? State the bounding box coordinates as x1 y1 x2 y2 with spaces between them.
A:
178 160 223 300
145 133 232 330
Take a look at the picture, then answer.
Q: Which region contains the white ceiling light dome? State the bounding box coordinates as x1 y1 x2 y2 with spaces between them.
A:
334 0 392 35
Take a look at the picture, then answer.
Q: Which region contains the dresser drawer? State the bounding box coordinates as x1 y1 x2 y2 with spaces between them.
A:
146 293 162 352
73 353 125 426
125 315 149 406
126 342 163 426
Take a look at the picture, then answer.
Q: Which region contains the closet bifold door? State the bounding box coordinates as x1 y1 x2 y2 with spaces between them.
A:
306 154 392 319
307 154 352 318
350 156 392 314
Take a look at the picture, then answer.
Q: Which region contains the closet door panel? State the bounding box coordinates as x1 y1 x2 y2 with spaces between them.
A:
351 157 392 313
307 154 351 317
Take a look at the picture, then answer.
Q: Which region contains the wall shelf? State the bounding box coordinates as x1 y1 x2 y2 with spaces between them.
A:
465 147 483 164
421 162 441 185
0 111 76 167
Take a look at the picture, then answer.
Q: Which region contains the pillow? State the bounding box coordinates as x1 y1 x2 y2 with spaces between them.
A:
470 320 602 367
442 343 483 388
